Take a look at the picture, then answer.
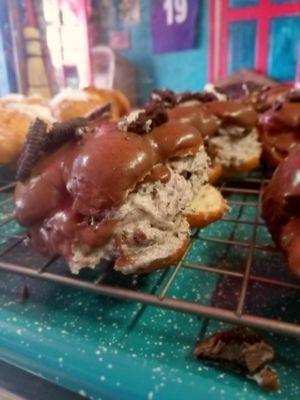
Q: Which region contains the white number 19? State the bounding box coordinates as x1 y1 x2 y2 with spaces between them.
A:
163 0 188 26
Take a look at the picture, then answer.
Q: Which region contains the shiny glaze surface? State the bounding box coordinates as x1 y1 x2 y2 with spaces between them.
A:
168 106 220 139
204 101 258 128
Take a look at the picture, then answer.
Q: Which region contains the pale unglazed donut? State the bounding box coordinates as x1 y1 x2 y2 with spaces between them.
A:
50 87 130 122
0 101 54 164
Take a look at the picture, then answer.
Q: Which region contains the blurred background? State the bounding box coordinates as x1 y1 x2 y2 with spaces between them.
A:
0 0 299 105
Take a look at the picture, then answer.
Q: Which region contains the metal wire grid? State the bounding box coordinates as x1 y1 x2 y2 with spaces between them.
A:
0 175 299 338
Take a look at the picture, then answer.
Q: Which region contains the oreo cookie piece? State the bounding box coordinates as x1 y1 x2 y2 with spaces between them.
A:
44 117 87 152
118 104 168 134
16 118 48 182
16 103 112 181
149 89 178 108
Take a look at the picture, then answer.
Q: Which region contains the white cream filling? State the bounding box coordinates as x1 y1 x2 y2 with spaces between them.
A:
210 128 261 167
169 145 209 194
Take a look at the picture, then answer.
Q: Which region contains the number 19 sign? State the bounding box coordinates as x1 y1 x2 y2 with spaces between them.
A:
151 0 199 53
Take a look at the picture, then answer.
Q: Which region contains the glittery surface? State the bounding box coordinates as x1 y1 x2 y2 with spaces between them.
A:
0 169 299 400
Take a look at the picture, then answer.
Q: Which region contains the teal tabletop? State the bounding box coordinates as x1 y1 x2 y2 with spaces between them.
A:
0 172 299 400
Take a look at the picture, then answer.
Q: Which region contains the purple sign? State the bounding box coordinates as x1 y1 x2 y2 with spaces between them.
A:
151 0 199 53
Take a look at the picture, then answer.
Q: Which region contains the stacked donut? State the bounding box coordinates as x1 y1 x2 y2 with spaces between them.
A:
262 147 300 277
10 83 300 277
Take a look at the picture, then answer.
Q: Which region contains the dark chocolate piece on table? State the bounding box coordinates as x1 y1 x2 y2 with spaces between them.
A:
253 366 280 392
16 118 48 182
16 103 112 182
193 327 279 392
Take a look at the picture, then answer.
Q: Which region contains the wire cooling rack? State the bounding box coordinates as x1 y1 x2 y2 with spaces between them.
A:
0 171 299 338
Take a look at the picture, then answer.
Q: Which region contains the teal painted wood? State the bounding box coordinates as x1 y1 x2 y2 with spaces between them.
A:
0 180 299 400
268 15 300 81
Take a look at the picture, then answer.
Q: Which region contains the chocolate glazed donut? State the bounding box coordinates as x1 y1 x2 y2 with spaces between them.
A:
262 146 300 277
14 118 204 262
259 91 300 167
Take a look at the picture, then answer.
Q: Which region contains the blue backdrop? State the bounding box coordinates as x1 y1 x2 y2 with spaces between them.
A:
117 0 208 104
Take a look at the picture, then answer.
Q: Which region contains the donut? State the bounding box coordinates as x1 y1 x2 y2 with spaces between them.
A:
262 146 300 277
259 90 300 166
14 104 227 275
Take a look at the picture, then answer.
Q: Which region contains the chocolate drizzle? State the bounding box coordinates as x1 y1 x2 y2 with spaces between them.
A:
16 118 48 182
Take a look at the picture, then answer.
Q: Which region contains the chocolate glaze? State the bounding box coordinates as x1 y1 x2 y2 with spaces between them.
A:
168 101 258 140
262 146 300 277
168 106 220 139
168 101 258 169
215 81 265 101
259 102 300 166
14 120 203 261
204 101 258 128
